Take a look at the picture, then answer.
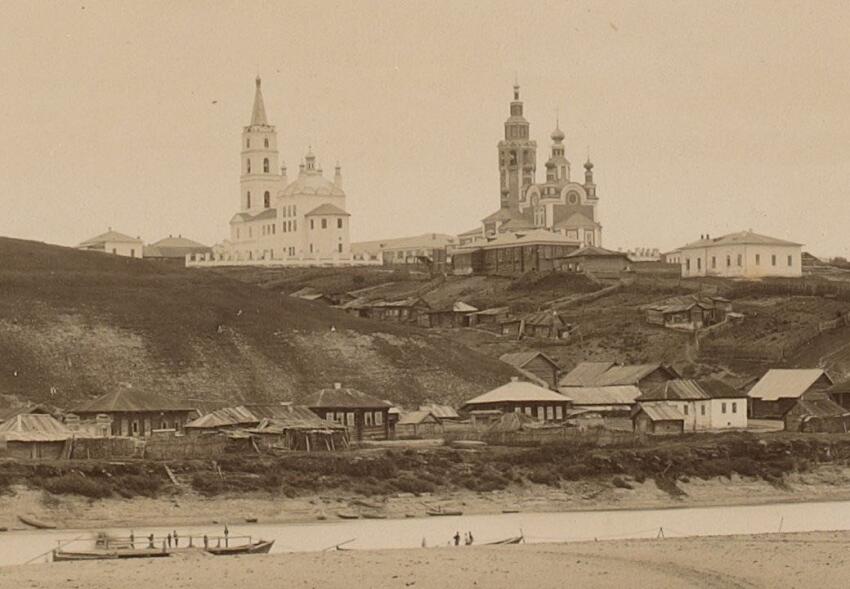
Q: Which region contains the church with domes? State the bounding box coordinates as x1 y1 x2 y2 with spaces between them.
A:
220 77 355 264
475 84 602 246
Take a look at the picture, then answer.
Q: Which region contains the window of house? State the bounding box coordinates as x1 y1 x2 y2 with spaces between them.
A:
732 402 737 413
246 138 250 148
546 406 554 420
321 218 327 229
726 255 731 267
130 249 135 257
772 254 777 266
112 248 117 254
174 421 181 431
375 411 383 425
537 407 545 421
555 406 563 420
247 191 251 208
264 138 269 148
701 404 706 416
247 159 251 173
683 405 689 415
310 219 314 230
338 243 343 253
337 218 343 229
263 158 270 173
788 255 793 266
711 256 716 269
737 254 742 266
236 228 240 239
365 412 373 426
264 191 270 208
697 258 701 270
685 258 691 271
346 412 355 425
524 407 532 417
160 420 168 430
293 220 297 231
132 421 139 435
309 243 313 253
722 402 727 414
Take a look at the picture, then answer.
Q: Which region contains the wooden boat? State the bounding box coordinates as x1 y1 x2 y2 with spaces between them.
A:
361 512 387 520
482 535 524 545
336 511 360 519
18 514 57 529
206 539 274 556
53 548 169 562
426 508 463 517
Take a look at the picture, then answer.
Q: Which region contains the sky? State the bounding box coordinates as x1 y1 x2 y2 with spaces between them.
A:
1 1 850 257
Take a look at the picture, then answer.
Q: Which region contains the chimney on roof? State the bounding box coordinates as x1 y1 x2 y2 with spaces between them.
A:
333 382 342 389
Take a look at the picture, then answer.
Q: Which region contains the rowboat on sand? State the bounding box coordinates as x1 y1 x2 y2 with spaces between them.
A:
426 508 463 517
53 539 274 561
18 515 57 529
482 535 524 545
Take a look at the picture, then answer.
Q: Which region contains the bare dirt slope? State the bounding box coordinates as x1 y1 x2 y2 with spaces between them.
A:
0 238 515 409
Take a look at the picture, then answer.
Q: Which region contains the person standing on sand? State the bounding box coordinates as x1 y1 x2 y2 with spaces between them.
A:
173 530 179 547
148 533 154 549
167 532 172 548
468 532 474 545
453 531 460 546
203 534 209 549
129 531 134 549
224 524 229 547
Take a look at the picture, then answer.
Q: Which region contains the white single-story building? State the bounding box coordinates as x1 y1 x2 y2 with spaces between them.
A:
678 230 802 279
638 379 747 431
77 229 144 259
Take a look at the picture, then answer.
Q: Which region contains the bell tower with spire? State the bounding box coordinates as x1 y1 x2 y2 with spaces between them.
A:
240 76 282 212
497 82 537 210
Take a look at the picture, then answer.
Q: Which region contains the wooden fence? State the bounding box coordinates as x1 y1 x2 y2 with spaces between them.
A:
443 426 638 447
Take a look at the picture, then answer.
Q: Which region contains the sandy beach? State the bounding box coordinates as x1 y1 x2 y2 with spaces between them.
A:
2 530 847 588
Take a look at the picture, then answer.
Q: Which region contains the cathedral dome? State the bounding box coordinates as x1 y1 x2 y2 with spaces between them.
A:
550 126 565 142
281 173 345 197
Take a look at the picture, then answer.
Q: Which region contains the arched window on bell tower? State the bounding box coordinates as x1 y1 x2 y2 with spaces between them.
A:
246 191 251 209
246 159 251 174
264 138 269 148
264 191 270 208
263 158 270 173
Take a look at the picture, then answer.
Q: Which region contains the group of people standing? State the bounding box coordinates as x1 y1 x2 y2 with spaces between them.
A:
452 531 474 546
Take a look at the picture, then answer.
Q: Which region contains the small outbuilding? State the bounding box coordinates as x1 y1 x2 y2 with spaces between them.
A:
631 404 685 435
783 392 850 433
500 310 572 340
395 410 442 438
747 369 834 419
71 389 198 438
563 246 631 275
0 414 75 459
560 385 641 416
499 351 561 389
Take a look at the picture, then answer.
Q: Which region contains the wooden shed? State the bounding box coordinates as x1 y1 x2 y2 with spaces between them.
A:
631 404 685 435
395 410 442 438
499 351 561 389
0 414 74 459
304 383 394 441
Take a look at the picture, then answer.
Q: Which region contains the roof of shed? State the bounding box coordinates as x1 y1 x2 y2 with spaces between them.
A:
418 404 460 419
500 351 559 370
747 369 831 401
72 389 196 413
636 403 685 422
561 385 642 406
559 362 616 387
0 413 74 442
397 410 440 426
303 387 393 409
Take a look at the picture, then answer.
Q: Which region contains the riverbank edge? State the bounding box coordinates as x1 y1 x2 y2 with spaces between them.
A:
4 465 850 533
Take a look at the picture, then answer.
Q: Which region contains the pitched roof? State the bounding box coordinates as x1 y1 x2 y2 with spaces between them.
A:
462 380 571 407
594 364 673 386
78 230 142 248
681 230 802 250
561 385 641 406
481 208 524 224
560 362 616 387
144 236 211 259
636 403 685 422
500 351 559 371
747 369 831 401
453 302 478 313
418 404 460 420
641 379 710 401
565 245 629 259
0 404 53 423
0 413 73 442
793 393 849 418
521 310 569 328
249 406 344 432
303 386 393 409
471 306 511 316
72 389 196 414
305 203 350 217
457 227 483 237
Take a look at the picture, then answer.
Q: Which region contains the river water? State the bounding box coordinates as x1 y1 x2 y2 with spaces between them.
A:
3 499 850 566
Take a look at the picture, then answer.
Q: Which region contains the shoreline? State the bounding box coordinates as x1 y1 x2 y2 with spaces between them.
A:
4 465 850 532
4 529 850 588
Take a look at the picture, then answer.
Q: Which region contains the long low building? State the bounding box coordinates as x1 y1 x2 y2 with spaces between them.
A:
559 385 641 415
451 229 581 276
678 230 803 279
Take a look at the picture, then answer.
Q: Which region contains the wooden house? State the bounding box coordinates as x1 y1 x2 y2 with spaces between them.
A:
563 246 631 275
247 406 349 451
560 385 641 416
468 306 512 328
560 362 680 394
418 302 478 328
645 295 733 331
783 392 850 433
71 389 198 438
499 351 561 389
460 377 571 423
303 383 393 441
0 414 75 459
825 380 850 411
747 369 834 419
638 379 747 431
631 404 685 435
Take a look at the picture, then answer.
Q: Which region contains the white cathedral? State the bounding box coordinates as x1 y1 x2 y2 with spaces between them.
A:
206 77 363 266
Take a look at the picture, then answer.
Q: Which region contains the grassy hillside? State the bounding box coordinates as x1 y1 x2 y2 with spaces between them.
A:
0 238 516 410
